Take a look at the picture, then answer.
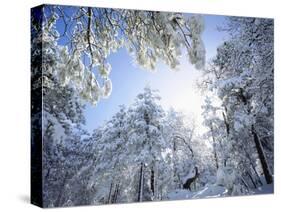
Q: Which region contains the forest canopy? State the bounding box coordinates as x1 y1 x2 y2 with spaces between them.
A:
34 5 205 105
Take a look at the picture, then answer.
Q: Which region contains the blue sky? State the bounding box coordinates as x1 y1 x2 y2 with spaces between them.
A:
54 9 229 132
84 14 228 132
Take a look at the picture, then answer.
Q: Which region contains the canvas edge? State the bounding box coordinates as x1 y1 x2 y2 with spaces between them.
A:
30 4 44 208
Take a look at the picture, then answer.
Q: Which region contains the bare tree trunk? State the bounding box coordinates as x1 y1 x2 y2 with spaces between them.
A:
112 183 120 203
240 176 250 190
151 167 155 197
210 124 219 170
222 107 230 135
154 165 158 199
172 140 179 189
107 182 113 204
251 166 263 186
222 108 230 166
251 125 273 184
138 162 144 202
247 171 257 189
214 150 219 170
244 148 263 186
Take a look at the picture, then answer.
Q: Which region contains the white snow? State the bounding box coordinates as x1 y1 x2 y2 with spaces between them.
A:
167 185 228 200
216 167 236 190
167 182 273 201
252 184 274 195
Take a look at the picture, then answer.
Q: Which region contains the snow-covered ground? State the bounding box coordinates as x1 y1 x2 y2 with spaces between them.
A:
167 184 273 200
167 185 228 200
252 184 273 195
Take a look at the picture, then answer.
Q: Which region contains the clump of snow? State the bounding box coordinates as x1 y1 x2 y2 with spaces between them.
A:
102 79 112 98
43 111 66 144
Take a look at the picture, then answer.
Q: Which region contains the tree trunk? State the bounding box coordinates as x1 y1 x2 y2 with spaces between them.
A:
55 172 69 207
222 108 230 135
222 109 229 166
244 148 263 186
138 162 144 202
210 124 219 170
247 171 257 189
240 176 250 190
112 183 119 203
214 150 219 170
151 167 155 196
251 125 273 184
107 182 113 203
154 165 158 199
251 165 263 186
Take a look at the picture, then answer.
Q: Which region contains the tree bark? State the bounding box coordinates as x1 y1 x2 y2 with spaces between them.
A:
222 108 230 135
138 162 144 202
222 108 229 166
112 183 119 203
247 171 257 189
251 125 273 184
55 172 69 207
107 182 113 204
243 148 263 186
240 176 250 190
150 167 155 196
210 124 219 170
213 149 219 170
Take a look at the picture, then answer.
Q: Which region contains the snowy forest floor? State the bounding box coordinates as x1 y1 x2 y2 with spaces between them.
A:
167 184 273 201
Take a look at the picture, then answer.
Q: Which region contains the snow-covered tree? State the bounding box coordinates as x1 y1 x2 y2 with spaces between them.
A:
32 8 92 207
58 87 208 205
198 17 274 191
41 5 205 105
126 87 169 201
163 109 196 189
